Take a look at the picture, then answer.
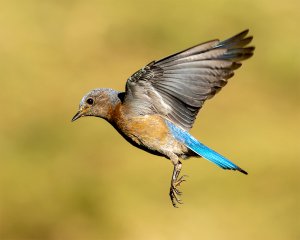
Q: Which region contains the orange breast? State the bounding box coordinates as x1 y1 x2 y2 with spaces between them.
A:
111 104 170 146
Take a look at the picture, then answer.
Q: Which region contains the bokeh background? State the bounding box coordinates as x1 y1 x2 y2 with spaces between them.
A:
1 0 299 239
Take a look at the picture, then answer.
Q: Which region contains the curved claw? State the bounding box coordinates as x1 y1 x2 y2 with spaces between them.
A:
169 186 184 207
169 160 187 208
175 175 188 187
170 175 188 207
173 187 182 195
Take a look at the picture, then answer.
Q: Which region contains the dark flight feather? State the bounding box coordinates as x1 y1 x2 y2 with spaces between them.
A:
125 30 254 130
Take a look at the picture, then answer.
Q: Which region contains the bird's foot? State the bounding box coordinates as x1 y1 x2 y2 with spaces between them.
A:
169 174 188 208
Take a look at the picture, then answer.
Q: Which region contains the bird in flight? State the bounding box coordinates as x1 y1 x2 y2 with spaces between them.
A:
72 30 254 207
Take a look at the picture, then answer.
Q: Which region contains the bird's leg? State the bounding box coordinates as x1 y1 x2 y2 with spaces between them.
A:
169 155 187 208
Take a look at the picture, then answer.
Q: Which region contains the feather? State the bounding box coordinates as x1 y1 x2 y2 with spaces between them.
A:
124 30 255 130
166 120 248 174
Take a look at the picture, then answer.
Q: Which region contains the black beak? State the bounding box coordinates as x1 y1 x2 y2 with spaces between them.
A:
71 111 82 122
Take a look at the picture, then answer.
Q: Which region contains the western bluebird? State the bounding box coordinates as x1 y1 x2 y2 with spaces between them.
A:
72 30 254 207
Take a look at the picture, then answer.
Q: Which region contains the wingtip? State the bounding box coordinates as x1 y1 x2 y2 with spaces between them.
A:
242 29 249 34
237 29 250 37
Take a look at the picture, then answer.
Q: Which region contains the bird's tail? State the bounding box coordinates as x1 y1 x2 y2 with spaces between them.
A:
166 120 247 174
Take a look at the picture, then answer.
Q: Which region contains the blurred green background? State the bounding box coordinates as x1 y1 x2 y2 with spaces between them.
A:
1 0 299 239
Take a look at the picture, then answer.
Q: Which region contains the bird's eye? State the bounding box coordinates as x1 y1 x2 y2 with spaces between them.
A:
86 98 94 105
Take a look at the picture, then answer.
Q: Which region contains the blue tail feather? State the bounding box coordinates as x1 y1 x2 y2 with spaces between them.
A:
166 120 247 174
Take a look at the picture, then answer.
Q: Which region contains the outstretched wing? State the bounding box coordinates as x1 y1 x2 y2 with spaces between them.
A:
124 30 254 131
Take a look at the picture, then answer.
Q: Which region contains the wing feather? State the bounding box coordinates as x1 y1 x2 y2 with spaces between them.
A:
124 30 254 130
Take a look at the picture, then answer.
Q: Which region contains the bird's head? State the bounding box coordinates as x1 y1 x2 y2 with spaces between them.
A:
71 88 120 122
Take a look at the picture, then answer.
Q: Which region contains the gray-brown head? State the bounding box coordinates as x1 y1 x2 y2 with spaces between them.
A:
71 88 121 122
